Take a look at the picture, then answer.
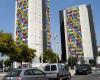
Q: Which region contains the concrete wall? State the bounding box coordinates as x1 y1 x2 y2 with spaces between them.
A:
28 0 43 63
79 5 94 62
60 5 97 63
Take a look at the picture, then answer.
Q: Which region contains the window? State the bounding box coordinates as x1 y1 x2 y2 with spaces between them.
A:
44 65 50 71
7 70 22 77
24 69 44 75
24 69 33 75
33 69 44 75
51 65 57 71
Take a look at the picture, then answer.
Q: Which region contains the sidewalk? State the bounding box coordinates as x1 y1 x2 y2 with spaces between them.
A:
0 72 7 80
69 69 75 76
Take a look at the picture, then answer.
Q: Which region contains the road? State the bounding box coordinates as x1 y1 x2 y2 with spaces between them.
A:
0 68 100 80
71 68 100 80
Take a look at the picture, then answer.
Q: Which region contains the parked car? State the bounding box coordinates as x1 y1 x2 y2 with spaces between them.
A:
44 63 71 80
75 64 92 75
3 68 48 80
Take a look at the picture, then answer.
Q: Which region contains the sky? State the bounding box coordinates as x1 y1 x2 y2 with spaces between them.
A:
0 0 100 54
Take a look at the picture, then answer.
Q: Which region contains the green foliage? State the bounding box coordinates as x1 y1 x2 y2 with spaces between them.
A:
68 56 77 67
43 49 59 63
19 44 36 62
9 45 36 63
64 64 69 71
0 32 36 63
89 59 96 66
0 32 12 55
4 59 11 67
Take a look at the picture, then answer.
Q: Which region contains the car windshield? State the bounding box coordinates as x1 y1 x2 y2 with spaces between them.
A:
6 69 22 77
78 64 89 69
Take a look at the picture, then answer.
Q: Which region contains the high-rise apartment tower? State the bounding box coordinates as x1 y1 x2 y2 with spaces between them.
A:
59 5 97 63
14 0 51 62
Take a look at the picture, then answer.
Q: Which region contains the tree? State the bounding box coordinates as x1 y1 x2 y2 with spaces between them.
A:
4 59 11 67
9 44 36 63
0 32 20 56
0 32 21 62
0 32 12 55
43 49 59 63
0 32 36 63
8 42 21 62
20 45 36 62
89 59 96 66
68 56 77 68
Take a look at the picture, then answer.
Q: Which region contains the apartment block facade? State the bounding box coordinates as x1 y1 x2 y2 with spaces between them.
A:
14 0 51 63
59 5 97 63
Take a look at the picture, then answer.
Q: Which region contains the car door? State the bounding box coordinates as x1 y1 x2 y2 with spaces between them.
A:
22 69 36 80
32 69 48 80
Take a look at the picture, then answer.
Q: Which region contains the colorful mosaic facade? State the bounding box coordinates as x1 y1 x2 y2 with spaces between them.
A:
66 7 83 57
16 0 28 44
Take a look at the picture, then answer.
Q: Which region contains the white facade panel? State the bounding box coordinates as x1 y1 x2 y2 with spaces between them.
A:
98 47 100 52
63 10 69 60
28 0 43 62
14 0 17 41
79 5 94 62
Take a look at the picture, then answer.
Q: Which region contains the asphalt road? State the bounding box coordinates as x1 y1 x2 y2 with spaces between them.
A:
71 68 100 80
0 68 100 80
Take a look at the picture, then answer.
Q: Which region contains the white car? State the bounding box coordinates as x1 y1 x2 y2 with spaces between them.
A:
44 63 71 80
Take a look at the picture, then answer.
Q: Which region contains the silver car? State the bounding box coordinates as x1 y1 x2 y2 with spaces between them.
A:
44 63 71 80
3 68 48 80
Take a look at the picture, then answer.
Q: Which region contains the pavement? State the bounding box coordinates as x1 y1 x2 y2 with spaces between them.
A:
69 69 75 76
0 72 7 80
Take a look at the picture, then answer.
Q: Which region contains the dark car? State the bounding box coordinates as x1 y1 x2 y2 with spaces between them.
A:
75 64 92 75
3 68 48 80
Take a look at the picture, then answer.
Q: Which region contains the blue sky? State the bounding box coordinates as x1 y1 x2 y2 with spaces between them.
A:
0 0 100 54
